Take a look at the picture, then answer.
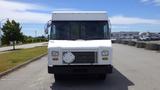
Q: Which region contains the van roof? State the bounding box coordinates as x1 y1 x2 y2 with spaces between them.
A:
52 11 107 13
52 11 108 21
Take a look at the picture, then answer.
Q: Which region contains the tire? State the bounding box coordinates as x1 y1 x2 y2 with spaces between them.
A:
54 74 63 81
108 67 113 74
107 65 113 74
98 74 106 80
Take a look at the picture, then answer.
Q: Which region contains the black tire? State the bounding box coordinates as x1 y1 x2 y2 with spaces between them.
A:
107 65 113 74
108 68 113 74
54 74 63 81
98 74 106 80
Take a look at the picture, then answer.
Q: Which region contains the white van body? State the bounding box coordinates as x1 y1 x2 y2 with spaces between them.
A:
47 11 113 80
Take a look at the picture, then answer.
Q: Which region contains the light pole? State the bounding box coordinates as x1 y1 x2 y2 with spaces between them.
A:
0 18 9 46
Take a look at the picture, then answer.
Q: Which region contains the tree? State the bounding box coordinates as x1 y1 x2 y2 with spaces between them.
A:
1 20 24 50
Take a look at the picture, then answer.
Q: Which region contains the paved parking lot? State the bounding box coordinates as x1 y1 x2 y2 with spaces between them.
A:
0 44 160 90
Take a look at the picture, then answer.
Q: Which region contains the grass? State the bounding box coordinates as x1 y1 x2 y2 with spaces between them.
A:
0 46 47 73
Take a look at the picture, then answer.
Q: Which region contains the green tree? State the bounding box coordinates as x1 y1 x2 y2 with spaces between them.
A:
1 20 24 50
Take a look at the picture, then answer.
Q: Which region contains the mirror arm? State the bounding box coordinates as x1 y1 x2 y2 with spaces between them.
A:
44 20 52 34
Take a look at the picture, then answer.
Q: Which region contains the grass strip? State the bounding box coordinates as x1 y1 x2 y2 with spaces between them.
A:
0 46 47 73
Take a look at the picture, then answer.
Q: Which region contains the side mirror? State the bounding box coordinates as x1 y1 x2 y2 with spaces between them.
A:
45 27 48 34
108 20 112 38
44 20 52 34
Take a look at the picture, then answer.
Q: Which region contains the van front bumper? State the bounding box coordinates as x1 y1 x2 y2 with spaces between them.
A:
48 65 113 74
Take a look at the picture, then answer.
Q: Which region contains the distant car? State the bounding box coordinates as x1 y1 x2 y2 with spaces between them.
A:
138 32 160 41
151 36 160 40
150 33 160 40
138 36 150 41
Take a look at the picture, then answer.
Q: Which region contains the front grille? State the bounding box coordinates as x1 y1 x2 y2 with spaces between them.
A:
71 52 97 63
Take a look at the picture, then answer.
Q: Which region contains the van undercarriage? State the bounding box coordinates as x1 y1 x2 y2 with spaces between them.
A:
48 65 113 74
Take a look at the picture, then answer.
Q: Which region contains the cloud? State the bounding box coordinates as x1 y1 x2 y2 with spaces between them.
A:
153 0 160 5
141 0 150 2
0 0 51 23
0 0 79 24
141 0 160 6
0 0 77 24
112 25 132 29
1 0 159 26
0 0 47 12
110 15 160 25
53 8 78 11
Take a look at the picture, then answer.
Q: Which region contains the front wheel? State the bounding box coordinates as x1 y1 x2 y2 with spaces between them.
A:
98 74 106 80
54 74 64 81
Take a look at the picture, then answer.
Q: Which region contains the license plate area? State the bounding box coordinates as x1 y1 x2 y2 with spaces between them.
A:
72 52 97 63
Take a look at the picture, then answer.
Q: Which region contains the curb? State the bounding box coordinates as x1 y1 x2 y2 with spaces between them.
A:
0 53 47 78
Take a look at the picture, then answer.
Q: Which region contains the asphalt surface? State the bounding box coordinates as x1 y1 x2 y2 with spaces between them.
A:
0 44 160 90
0 42 47 52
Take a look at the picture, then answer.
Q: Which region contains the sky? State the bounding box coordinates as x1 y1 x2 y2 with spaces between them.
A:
0 0 160 36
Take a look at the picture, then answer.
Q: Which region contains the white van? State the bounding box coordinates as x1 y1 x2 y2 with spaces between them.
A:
45 11 113 80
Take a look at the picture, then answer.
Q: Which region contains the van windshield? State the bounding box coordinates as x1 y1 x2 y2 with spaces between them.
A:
50 21 110 40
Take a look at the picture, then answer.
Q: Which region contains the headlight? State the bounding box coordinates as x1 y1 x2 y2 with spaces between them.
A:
101 50 109 56
51 51 59 56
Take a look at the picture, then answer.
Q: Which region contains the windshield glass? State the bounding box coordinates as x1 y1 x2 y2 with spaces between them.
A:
50 21 110 40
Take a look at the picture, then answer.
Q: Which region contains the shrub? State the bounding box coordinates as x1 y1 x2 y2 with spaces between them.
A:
145 43 159 50
111 40 116 43
136 42 147 48
128 41 136 46
122 40 129 44
117 40 122 43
